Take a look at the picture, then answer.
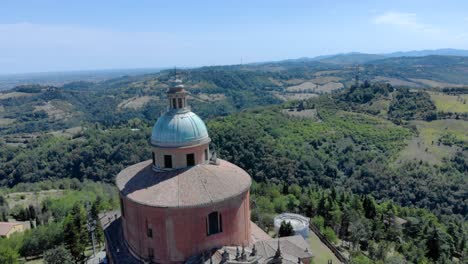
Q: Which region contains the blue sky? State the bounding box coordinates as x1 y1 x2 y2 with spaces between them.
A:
0 0 467 74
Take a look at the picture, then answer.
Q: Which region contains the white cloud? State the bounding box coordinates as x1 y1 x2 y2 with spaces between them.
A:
372 11 439 33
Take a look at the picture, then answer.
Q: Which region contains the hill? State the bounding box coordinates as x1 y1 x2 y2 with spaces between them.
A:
317 52 387 65
386 48 468 57
0 71 466 263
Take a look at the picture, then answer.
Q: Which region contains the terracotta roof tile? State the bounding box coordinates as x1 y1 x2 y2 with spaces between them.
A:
0 222 21 236
116 159 251 208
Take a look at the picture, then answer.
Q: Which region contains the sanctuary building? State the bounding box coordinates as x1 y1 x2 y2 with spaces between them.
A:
102 79 313 264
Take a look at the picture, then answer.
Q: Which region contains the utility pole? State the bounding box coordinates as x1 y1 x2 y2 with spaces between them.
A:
86 201 97 258
355 64 360 87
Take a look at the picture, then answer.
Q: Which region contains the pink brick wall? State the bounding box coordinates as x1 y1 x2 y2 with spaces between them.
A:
121 191 251 263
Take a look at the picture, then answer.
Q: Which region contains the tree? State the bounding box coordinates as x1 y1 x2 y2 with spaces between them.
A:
44 246 73 264
323 227 338 244
0 246 19 264
362 195 377 219
350 219 369 250
426 227 454 262
278 220 294 237
64 203 88 263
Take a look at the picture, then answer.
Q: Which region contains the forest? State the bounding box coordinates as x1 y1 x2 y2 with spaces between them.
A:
0 73 467 263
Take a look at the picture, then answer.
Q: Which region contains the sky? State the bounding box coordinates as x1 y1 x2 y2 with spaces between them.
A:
0 0 467 74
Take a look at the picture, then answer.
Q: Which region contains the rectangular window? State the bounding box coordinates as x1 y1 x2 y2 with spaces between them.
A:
186 153 195 166
207 211 222 236
178 98 183 108
148 248 154 259
172 98 177 109
204 149 209 161
147 227 153 238
164 155 172 168
152 152 156 165
120 197 125 218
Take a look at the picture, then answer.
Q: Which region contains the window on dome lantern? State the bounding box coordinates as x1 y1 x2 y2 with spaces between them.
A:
164 155 172 168
178 98 183 108
152 152 156 165
186 153 195 166
172 98 177 109
207 211 222 236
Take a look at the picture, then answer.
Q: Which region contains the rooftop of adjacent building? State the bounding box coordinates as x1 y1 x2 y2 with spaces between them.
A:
116 159 252 208
0 221 25 237
186 235 313 264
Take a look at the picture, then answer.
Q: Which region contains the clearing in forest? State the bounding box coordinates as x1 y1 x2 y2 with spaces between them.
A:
396 119 467 165
5 190 65 209
118 96 155 110
428 92 468 113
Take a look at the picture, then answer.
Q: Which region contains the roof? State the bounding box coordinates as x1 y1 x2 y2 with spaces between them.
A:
116 159 252 208
255 236 313 262
0 222 22 236
188 235 313 264
151 110 210 148
99 211 143 264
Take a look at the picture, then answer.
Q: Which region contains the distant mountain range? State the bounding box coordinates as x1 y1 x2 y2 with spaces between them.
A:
1 49 468 91
302 48 468 65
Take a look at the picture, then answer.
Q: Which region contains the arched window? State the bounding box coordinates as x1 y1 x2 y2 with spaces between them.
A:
207 211 222 236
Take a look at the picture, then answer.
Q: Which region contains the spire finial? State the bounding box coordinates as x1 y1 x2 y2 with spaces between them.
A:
251 244 257 256
274 238 282 259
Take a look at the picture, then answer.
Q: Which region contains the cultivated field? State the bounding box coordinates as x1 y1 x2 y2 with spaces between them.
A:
274 92 318 101
0 118 15 126
373 76 422 87
409 78 466 88
0 92 34 100
34 100 75 121
286 81 343 93
117 96 156 110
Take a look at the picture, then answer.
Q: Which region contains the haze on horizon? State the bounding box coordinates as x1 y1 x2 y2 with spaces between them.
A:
1 0 467 74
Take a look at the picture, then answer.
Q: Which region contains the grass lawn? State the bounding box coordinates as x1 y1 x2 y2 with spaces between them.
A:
307 231 341 264
429 92 468 113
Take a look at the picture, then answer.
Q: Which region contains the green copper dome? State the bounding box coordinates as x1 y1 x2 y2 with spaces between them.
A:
151 110 210 147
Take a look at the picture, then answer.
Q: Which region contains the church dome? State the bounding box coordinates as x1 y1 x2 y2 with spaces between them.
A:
151 110 210 147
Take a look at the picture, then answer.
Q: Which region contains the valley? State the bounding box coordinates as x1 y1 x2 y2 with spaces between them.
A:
0 55 467 264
